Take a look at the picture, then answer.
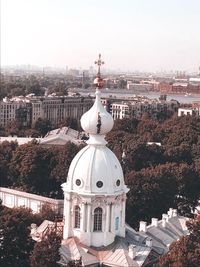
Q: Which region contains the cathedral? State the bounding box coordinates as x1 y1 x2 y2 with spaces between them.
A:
58 55 188 267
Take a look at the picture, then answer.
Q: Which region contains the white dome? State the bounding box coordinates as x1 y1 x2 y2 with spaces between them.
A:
81 89 114 136
66 144 128 195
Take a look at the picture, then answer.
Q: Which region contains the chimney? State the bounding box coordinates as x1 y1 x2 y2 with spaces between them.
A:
168 208 173 218
162 214 169 222
128 245 136 259
151 218 158 227
145 237 152 247
139 221 147 232
173 209 177 217
162 218 166 228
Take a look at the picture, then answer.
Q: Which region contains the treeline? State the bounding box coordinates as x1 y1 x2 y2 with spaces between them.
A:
1 115 200 228
0 117 79 137
106 115 200 227
0 141 81 198
0 74 86 100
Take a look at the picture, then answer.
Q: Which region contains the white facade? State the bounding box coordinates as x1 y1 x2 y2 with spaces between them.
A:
178 107 200 116
0 187 63 214
0 95 93 127
62 89 129 247
112 103 130 120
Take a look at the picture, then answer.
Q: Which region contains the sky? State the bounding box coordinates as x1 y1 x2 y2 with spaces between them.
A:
1 0 200 72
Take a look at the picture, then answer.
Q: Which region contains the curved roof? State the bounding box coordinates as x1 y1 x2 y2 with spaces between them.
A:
65 144 127 195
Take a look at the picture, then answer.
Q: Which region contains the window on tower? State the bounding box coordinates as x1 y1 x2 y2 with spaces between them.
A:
115 217 119 231
74 205 81 228
93 207 103 231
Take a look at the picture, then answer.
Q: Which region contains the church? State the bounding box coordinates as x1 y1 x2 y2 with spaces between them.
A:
58 55 188 267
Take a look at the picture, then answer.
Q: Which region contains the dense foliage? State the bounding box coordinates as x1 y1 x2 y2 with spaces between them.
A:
0 205 36 267
106 115 200 227
30 232 62 267
0 202 60 267
1 115 200 228
0 141 80 198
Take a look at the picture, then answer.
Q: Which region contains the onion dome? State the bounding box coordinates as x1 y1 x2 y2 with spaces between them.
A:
81 89 114 142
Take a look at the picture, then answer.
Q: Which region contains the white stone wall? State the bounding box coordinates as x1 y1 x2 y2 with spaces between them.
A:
0 187 64 215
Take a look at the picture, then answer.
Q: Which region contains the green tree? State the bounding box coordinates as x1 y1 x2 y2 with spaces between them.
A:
0 141 18 187
125 163 177 228
50 142 81 197
30 232 61 267
32 118 52 137
8 141 55 196
0 207 35 267
60 117 78 130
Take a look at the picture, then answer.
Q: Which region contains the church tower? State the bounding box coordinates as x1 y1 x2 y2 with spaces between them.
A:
62 54 129 247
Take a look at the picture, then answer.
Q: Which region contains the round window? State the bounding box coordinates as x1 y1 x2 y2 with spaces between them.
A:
76 179 81 186
116 179 120 186
96 181 103 188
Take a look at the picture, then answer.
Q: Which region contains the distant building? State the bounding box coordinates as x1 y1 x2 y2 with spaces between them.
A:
0 97 32 127
127 81 153 92
111 98 179 120
0 95 93 128
178 107 200 116
158 82 172 93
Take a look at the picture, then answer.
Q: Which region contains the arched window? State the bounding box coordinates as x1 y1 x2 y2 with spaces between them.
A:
93 207 103 231
115 217 119 231
74 205 80 228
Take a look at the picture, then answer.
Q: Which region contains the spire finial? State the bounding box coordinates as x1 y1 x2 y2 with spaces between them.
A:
95 53 104 78
94 53 105 88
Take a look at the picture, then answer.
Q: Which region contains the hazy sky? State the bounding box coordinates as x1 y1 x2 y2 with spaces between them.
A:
1 0 200 72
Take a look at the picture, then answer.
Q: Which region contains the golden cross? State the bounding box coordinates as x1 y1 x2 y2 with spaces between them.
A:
95 53 104 77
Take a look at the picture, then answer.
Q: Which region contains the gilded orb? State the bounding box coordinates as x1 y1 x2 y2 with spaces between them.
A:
93 77 104 88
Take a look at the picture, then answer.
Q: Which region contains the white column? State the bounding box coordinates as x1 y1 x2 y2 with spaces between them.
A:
122 199 126 226
81 203 86 232
106 204 110 232
110 203 115 233
87 204 91 232
63 196 71 239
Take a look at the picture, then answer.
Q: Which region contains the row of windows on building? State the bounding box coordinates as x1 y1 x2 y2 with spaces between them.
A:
74 205 119 232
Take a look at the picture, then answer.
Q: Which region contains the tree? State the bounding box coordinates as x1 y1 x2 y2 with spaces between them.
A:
125 163 177 228
60 117 78 130
159 214 200 267
0 141 18 187
30 232 62 267
174 163 200 216
25 75 44 96
0 207 36 267
67 259 82 267
32 118 52 137
50 142 81 197
8 141 56 196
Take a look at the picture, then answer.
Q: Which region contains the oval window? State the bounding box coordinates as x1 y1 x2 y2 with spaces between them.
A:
96 181 103 188
116 179 120 186
76 179 81 186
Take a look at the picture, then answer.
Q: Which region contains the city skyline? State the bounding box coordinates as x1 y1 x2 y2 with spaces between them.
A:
1 0 200 72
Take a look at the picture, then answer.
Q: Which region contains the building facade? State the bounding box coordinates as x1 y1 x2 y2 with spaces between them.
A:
0 95 93 127
112 99 179 120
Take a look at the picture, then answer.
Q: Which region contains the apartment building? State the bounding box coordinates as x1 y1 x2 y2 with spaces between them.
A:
0 95 93 128
0 97 32 127
112 99 179 120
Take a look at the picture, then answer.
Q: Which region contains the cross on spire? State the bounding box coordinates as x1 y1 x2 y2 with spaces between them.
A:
95 53 104 78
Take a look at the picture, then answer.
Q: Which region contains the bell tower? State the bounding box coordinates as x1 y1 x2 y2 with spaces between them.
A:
62 54 129 247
